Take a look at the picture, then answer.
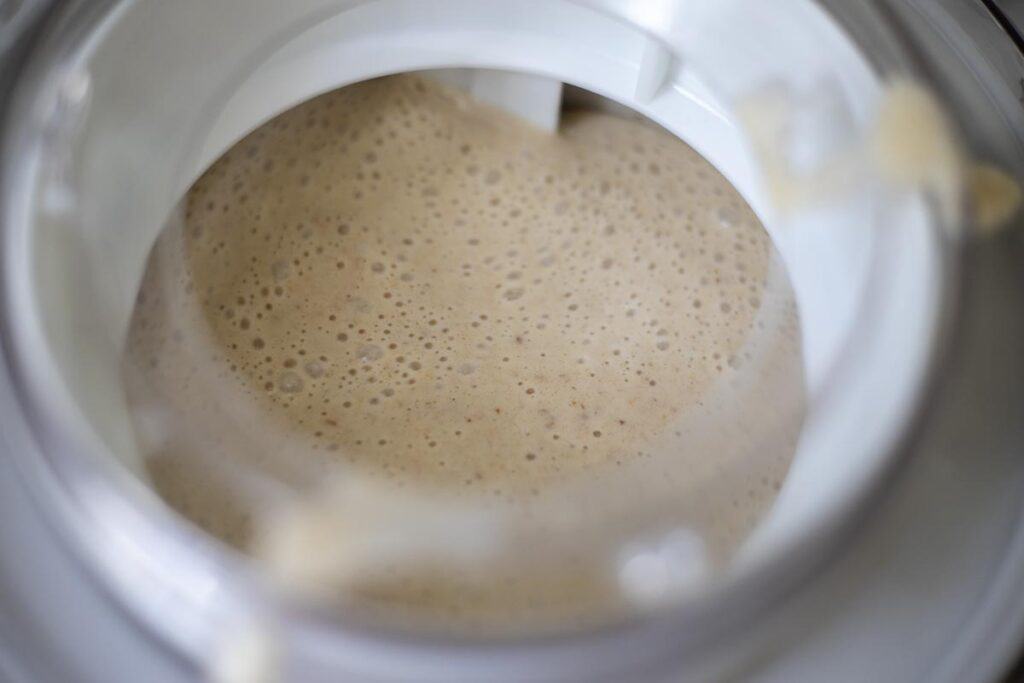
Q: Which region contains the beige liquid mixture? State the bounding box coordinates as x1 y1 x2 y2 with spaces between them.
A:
123 74 805 629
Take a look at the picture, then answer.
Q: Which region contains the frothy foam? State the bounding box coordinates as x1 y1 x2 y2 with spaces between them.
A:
123 74 805 629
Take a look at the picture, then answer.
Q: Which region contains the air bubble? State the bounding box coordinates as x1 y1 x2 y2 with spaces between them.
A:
278 371 303 393
714 206 740 229
357 344 384 362
271 260 290 282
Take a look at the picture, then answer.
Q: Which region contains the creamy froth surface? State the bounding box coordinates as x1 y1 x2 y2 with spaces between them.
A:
124 74 804 628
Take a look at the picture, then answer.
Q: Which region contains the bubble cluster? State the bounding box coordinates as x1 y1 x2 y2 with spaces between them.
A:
123 74 805 623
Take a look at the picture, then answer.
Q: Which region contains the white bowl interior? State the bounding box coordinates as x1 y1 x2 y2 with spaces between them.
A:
7 0 945 580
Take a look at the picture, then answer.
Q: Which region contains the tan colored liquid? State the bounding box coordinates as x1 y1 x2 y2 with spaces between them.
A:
124 74 804 629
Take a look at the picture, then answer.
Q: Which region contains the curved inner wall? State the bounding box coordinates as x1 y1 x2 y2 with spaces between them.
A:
9 0 945 619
